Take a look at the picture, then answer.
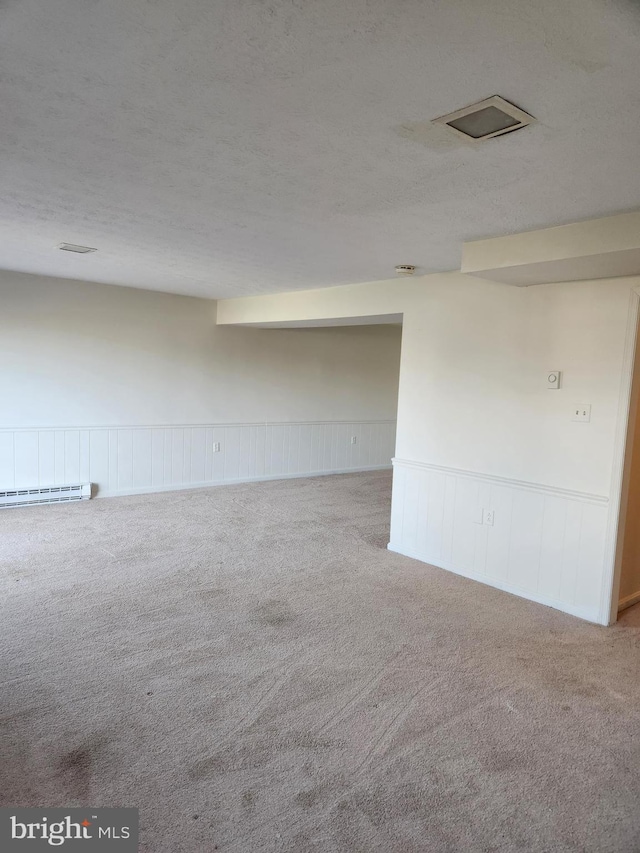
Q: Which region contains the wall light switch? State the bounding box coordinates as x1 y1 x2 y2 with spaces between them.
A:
213 442 221 452
351 436 357 445
484 509 495 526
547 370 561 389
572 404 591 423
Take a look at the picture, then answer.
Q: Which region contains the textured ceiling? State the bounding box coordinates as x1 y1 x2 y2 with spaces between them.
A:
1 0 640 298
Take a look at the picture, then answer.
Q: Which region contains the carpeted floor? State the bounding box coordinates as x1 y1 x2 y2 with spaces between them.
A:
1 470 640 852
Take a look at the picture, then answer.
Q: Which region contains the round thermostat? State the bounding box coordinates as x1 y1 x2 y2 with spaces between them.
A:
547 370 561 389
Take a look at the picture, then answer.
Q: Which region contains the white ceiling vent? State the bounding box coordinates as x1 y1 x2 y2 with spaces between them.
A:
57 243 98 253
433 96 535 143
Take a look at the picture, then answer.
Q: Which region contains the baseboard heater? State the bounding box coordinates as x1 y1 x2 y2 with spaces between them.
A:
0 483 92 508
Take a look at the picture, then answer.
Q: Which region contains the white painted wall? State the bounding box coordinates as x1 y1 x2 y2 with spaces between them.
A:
1 271 401 427
0 271 401 494
217 268 640 624
392 273 633 624
397 274 631 496
220 271 633 495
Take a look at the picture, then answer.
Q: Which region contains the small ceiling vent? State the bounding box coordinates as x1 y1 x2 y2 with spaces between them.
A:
433 96 535 143
57 243 97 253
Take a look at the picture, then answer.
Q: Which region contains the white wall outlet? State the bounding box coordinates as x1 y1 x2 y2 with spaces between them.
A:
572 404 591 423
213 442 221 452
547 370 561 389
350 436 357 444
484 509 495 526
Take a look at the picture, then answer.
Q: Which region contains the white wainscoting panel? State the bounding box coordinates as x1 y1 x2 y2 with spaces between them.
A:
388 458 610 623
0 421 396 498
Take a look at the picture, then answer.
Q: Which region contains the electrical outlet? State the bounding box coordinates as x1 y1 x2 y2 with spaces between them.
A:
572 404 591 423
350 436 357 445
484 509 495 526
213 442 221 452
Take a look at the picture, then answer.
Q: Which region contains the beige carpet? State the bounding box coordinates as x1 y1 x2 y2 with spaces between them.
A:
2 471 640 852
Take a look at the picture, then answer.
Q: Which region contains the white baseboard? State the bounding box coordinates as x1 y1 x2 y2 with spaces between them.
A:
387 542 601 624
97 465 391 499
618 590 640 613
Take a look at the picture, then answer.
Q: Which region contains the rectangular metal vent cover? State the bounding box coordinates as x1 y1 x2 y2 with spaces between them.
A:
57 243 97 253
0 483 92 508
433 95 536 142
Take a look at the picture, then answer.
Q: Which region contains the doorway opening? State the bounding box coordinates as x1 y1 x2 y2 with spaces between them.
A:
612 299 640 620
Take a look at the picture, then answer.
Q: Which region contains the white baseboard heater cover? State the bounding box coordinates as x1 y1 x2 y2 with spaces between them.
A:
0 483 92 508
